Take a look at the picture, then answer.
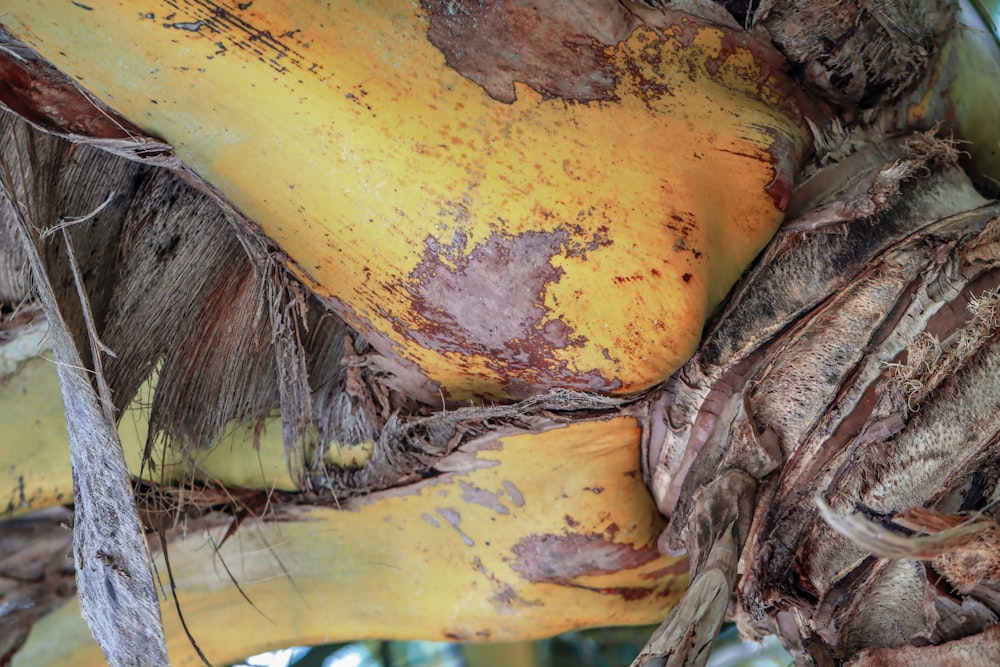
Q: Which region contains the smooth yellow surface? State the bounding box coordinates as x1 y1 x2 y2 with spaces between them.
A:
0 356 73 515
0 1 808 401
119 373 302 492
14 418 688 666
1 356 305 518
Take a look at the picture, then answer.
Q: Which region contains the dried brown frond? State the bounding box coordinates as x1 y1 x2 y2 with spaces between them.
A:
885 288 1000 415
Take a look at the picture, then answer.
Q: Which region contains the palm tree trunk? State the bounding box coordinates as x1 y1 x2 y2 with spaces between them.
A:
1 1 999 665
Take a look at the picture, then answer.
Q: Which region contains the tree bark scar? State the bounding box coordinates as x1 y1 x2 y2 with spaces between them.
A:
0 38 142 140
398 228 621 399
420 0 635 104
510 532 661 582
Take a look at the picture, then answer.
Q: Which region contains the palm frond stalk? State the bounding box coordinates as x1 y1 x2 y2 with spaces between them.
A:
1 1 999 666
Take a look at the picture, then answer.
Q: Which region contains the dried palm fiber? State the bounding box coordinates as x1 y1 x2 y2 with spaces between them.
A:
0 29 378 491
1 105 169 667
0 210 28 302
635 126 1000 665
754 0 955 111
0 113 381 491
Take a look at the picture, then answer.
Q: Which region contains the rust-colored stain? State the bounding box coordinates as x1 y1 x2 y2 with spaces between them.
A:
0 45 150 143
634 12 806 121
398 229 621 399
510 532 661 583
759 128 798 212
405 229 573 359
420 0 626 104
472 556 543 615
615 30 678 107
419 0 805 120
600 586 654 601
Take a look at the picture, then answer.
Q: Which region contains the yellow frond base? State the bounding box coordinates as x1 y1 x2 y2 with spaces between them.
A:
13 416 687 665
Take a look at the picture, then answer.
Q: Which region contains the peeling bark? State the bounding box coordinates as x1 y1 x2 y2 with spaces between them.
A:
644 135 1000 665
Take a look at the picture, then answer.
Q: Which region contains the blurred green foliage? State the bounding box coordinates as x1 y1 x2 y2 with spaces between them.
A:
232 624 792 667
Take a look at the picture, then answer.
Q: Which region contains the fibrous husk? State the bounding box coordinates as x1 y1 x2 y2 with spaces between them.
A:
751 0 956 114
641 129 1000 666
850 622 1000 666
1 115 169 666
